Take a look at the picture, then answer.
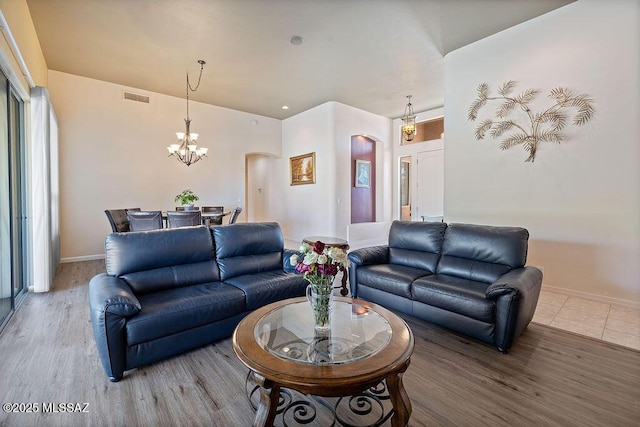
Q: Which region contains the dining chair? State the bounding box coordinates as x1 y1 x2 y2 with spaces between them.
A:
166 210 202 228
202 206 224 226
228 207 242 224
104 209 129 232
127 211 163 231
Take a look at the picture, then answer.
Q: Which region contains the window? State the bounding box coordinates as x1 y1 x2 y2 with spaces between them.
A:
0 68 27 330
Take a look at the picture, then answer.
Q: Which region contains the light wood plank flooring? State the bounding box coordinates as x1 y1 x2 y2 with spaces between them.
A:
0 260 639 426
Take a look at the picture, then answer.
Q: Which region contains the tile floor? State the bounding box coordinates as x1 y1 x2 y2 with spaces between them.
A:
532 288 640 351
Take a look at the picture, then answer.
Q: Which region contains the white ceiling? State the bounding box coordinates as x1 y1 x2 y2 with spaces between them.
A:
26 0 573 120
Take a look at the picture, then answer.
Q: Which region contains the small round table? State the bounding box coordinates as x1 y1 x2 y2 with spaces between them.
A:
302 236 350 296
232 297 414 426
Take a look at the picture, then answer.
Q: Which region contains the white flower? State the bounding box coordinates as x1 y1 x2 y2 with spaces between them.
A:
290 254 299 266
328 247 348 266
317 254 328 264
303 252 318 265
299 243 311 253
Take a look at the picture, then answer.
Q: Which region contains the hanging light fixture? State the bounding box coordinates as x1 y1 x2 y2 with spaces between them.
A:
401 95 417 142
167 60 208 166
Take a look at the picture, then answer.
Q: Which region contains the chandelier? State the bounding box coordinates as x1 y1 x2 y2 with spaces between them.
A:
401 95 417 142
167 60 208 166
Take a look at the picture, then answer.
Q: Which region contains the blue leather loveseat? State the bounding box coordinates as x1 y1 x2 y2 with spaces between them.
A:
348 221 542 352
89 222 306 381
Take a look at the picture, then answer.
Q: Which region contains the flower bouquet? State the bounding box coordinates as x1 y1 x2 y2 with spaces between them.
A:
290 241 349 329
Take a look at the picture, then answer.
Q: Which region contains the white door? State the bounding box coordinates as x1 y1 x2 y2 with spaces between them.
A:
415 149 444 221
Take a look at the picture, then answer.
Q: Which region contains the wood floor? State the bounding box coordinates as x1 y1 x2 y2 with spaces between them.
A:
0 260 639 426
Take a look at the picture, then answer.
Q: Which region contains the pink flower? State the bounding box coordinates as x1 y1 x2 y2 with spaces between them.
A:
296 263 311 274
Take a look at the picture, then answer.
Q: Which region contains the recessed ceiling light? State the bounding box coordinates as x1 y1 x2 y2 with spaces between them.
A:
282 105 289 110
289 35 303 45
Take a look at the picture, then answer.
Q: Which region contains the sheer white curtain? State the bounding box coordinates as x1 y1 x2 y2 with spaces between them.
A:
30 87 59 292
0 72 10 302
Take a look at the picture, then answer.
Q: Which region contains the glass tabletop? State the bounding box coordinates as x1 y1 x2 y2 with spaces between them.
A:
254 300 392 365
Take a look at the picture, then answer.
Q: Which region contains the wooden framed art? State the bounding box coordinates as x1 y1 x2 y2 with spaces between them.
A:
355 159 371 187
290 152 316 185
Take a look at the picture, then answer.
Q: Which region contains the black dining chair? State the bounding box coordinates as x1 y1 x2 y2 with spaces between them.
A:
166 210 202 228
105 208 144 232
228 207 242 224
127 211 163 231
105 209 130 232
202 206 224 226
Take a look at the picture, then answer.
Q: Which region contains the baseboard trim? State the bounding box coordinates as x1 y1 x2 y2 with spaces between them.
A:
61 254 105 263
542 284 640 310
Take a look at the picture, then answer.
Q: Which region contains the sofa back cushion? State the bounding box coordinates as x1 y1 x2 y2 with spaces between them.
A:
436 223 529 283
213 222 284 281
105 225 219 294
388 221 447 273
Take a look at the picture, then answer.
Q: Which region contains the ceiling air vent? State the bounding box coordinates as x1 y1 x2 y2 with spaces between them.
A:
123 91 150 103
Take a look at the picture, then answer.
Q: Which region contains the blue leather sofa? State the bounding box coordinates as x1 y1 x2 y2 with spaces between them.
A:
348 221 542 352
89 222 306 381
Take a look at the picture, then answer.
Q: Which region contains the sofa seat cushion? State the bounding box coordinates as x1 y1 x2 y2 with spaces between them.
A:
127 282 246 345
224 271 307 311
357 264 431 299
412 275 495 323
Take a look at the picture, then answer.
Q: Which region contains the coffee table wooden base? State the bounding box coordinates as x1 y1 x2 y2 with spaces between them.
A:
233 297 414 427
246 360 411 427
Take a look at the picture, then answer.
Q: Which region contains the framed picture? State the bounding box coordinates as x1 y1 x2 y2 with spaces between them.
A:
290 152 316 185
355 159 371 188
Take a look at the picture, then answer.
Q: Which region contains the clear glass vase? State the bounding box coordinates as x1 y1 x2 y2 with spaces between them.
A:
306 280 334 330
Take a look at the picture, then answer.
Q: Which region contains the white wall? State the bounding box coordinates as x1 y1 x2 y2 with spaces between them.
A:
270 102 392 245
271 103 336 242
48 70 282 260
444 0 640 306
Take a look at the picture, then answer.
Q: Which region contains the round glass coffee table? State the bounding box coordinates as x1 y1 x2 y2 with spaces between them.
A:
232 296 414 426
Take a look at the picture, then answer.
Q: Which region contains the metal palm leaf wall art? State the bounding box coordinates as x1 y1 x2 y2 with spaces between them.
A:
468 81 595 162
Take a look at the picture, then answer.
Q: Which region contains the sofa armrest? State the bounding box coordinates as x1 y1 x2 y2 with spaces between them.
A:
282 249 299 273
347 246 389 298
89 274 141 381
486 267 542 299
347 245 389 266
486 266 543 352
90 274 142 317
